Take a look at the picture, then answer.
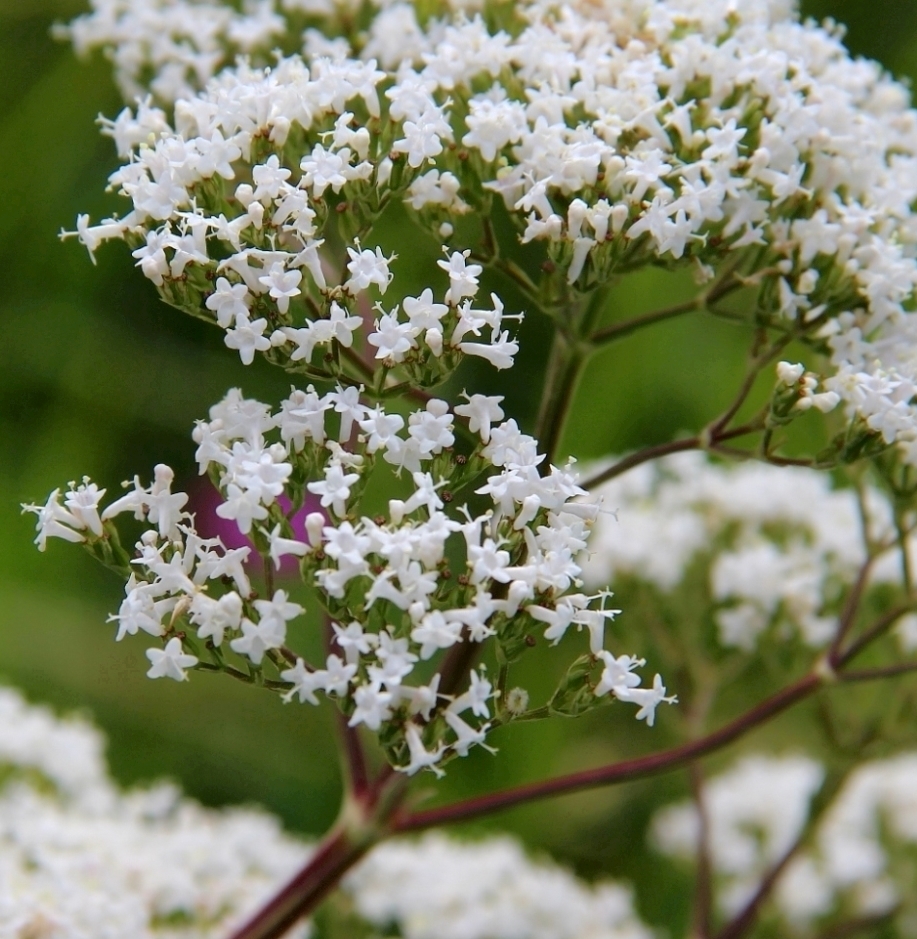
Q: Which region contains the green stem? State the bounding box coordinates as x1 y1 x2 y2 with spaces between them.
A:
591 297 700 345
534 330 587 466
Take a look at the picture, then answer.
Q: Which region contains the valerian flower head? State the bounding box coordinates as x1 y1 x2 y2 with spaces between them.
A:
59 0 917 465
29 385 668 777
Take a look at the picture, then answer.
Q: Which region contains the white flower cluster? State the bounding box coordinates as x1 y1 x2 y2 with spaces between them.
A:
583 452 908 651
59 0 288 102
67 40 522 384
25 386 671 776
653 751 917 929
347 833 652 939
0 687 311 939
652 754 824 917
63 0 917 464
0 685 650 939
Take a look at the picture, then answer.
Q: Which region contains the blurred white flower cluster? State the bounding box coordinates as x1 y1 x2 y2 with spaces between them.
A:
584 451 910 651
0 686 649 939
0 687 311 939
348 834 652 939
653 752 917 931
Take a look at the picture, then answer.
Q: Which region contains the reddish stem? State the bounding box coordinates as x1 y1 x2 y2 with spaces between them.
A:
840 661 917 682
393 673 821 832
335 708 370 798
713 830 808 939
582 437 702 489
437 631 484 697
326 617 369 798
229 594 912 938
228 826 372 939
689 763 714 939
827 558 874 667
837 605 912 665
581 423 760 490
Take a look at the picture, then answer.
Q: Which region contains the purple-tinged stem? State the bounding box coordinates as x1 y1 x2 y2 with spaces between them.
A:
228 826 372 939
393 673 821 832
689 763 713 939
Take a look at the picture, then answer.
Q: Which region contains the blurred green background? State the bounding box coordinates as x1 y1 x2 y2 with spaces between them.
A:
0 0 914 931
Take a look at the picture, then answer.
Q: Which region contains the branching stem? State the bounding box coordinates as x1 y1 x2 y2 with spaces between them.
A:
392 673 822 831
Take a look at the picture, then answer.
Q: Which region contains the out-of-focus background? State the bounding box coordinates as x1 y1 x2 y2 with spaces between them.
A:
0 0 911 931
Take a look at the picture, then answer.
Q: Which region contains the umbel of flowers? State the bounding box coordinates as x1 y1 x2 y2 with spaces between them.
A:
25 382 670 779
62 0 917 466
23 0 917 937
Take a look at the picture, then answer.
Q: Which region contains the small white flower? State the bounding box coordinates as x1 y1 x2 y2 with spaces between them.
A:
224 317 271 365
348 683 393 731
368 311 418 362
454 393 505 443
344 244 395 295
281 658 323 705
307 459 361 517
189 592 243 646
258 262 302 314
146 637 198 681
205 277 250 328
437 249 481 305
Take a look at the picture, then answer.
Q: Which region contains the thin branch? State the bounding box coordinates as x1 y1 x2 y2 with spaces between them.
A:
827 557 874 667
590 298 701 345
581 423 761 490
437 633 485 698
335 708 370 799
589 272 744 346
836 605 914 666
393 673 821 832
715 847 799 939
840 661 917 683
395 596 915 833
338 343 375 383
326 616 369 799
709 330 795 440
493 257 541 305
538 336 588 466
689 763 714 939
814 910 899 939
708 366 761 439
582 436 701 489
713 769 849 939
263 555 275 598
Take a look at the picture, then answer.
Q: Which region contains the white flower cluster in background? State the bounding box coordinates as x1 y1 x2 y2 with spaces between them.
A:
25 386 673 777
0 685 650 939
652 752 917 930
0 687 311 939
59 0 291 102
62 0 917 463
583 452 907 651
347 833 652 939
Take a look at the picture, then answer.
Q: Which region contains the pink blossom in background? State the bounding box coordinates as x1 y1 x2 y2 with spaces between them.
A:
187 479 322 575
